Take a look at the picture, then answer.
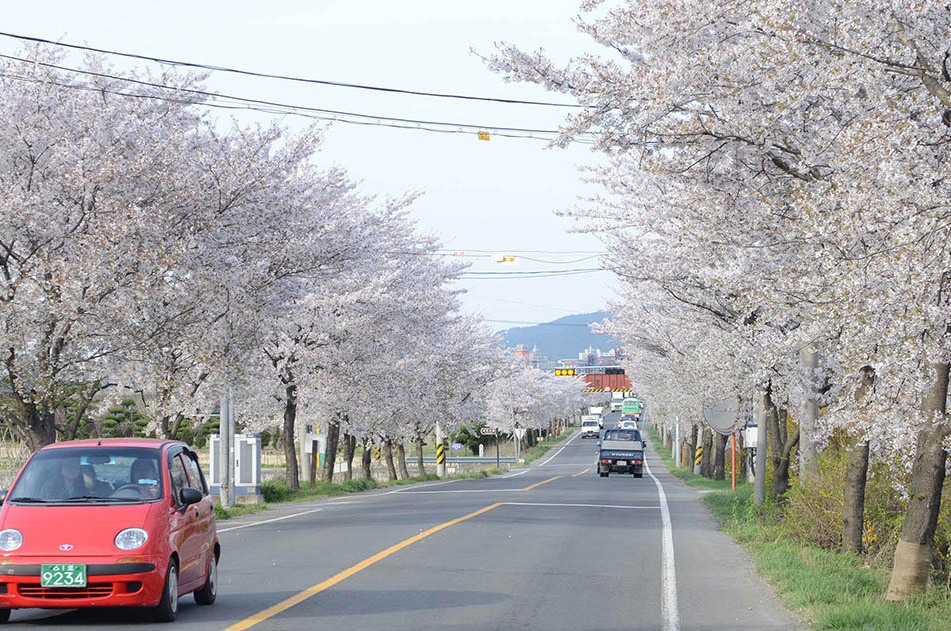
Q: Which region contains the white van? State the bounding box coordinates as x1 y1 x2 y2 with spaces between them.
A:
581 419 601 439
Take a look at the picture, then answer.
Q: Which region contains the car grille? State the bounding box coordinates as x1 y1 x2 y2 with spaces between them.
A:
18 583 114 599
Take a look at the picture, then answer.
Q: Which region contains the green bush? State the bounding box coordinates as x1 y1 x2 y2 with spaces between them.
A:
784 443 910 569
261 480 293 502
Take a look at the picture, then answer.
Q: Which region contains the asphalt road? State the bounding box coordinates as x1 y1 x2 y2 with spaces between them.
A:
5 412 803 630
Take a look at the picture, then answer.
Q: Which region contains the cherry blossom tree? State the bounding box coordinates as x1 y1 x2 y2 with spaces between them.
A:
491 0 951 598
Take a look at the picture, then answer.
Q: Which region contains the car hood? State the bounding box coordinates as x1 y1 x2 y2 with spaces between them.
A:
0 502 156 557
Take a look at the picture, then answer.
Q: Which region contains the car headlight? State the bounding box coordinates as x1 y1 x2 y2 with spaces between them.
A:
115 528 148 551
0 529 22 551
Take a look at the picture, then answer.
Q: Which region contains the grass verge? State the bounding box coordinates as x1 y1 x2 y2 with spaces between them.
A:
648 428 951 630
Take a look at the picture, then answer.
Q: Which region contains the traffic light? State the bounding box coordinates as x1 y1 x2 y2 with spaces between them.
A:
554 368 575 376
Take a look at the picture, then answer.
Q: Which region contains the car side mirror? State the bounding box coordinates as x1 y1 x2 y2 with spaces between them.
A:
179 487 202 507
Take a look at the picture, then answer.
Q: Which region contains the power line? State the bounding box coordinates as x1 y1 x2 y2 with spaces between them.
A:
0 30 584 109
460 269 606 279
438 249 607 254
0 54 593 142
0 70 592 144
484 319 594 327
461 268 601 275
518 254 604 264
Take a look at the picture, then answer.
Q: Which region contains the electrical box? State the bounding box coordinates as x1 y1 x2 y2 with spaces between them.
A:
209 433 262 500
744 425 758 447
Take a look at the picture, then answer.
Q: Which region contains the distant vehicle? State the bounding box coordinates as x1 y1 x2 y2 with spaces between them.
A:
588 406 605 416
610 401 622 412
621 398 642 417
618 419 638 431
0 438 219 622
597 429 644 478
581 419 601 439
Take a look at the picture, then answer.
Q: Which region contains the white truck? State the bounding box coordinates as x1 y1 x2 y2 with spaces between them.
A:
580 416 602 438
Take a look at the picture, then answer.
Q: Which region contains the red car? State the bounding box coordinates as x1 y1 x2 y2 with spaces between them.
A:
0 438 219 623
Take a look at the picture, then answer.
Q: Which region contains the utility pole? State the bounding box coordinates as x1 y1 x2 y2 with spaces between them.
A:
219 390 235 509
672 423 681 467
754 389 768 505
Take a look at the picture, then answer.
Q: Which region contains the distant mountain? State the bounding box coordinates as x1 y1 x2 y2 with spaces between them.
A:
500 311 617 361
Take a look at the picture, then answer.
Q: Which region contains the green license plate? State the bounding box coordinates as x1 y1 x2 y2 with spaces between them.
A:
41 563 86 587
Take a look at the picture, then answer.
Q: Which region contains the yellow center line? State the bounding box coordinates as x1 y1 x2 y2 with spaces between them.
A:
571 468 590 478
224 502 503 630
522 475 562 491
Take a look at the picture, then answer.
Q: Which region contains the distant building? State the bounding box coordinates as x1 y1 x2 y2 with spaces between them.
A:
514 344 530 366
576 346 624 366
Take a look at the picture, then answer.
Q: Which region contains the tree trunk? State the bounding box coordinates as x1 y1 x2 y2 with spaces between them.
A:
886 362 950 601
700 427 714 478
416 433 426 476
342 432 354 481
712 432 726 481
361 438 373 480
766 396 799 500
798 344 820 482
282 384 299 490
383 439 398 481
842 439 869 554
397 442 410 479
322 418 340 483
843 365 875 555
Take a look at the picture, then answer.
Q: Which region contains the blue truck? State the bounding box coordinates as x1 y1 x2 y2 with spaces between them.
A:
597 429 644 478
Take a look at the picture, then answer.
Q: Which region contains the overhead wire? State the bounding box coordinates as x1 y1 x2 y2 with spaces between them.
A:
483 319 594 327
0 54 596 143
0 30 585 109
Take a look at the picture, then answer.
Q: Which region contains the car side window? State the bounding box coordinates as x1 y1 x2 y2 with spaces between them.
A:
169 454 189 504
182 451 208 495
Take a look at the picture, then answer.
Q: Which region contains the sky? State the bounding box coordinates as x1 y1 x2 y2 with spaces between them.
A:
0 1 618 329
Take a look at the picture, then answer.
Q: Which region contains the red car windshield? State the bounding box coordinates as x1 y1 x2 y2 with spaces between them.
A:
8 447 164 504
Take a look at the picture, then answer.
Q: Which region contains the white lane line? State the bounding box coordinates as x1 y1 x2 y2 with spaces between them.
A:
537 431 581 466
645 458 680 631
501 469 531 479
383 478 464 495
217 508 323 534
503 502 659 510
394 488 525 494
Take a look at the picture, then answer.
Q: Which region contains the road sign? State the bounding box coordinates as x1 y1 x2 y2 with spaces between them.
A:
513 428 527 440
450 442 462 451
435 443 446 465
703 397 742 434
480 427 497 435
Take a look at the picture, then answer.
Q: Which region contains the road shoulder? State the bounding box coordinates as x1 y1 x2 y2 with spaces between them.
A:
645 433 809 630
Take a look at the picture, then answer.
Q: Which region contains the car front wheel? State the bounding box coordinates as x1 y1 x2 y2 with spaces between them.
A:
194 551 218 605
0 608 10 624
153 559 179 622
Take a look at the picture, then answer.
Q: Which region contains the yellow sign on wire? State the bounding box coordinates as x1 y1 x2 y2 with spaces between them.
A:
477 131 490 141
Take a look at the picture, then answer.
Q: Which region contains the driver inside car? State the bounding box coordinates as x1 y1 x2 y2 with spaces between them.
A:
130 458 161 499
